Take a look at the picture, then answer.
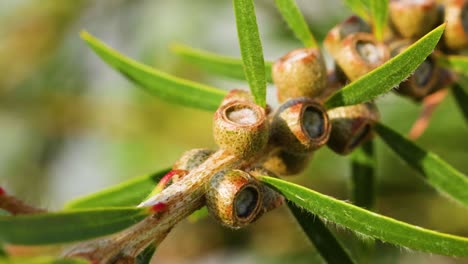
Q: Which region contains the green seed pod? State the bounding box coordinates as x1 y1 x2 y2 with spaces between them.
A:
443 0 468 51
220 89 254 107
389 0 439 39
213 101 268 158
173 148 214 171
272 48 328 103
262 148 312 176
327 102 380 155
270 97 331 154
206 169 263 229
324 15 372 59
335 33 390 81
389 40 441 100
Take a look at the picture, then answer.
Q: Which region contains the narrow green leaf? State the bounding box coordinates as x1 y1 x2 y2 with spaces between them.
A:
436 54 468 75
452 82 468 124
0 208 148 245
325 24 446 109
136 244 156 264
370 0 388 41
350 140 376 210
374 122 468 206
343 0 370 21
261 176 468 257
0 256 88 264
65 168 170 209
287 201 355 264
274 0 318 48
170 44 273 83
233 0 267 107
80 31 226 111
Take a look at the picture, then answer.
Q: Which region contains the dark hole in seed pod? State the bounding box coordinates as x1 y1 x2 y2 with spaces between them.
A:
356 40 382 65
349 124 371 149
462 3 468 34
303 107 324 139
226 104 258 125
413 58 433 87
235 186 259 219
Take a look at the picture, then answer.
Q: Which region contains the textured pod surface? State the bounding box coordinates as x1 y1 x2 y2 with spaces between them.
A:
272 48 328 103
324 16 371 58
444 0 468 51
220 89 254 107
390 40 441 100
335 33 390 81
327 102 380 155
213 101 268 158
247 166 285 215
262 148 312 176
173 148 214 171
389 0 439 39
270 97 331 154
206 170 263 229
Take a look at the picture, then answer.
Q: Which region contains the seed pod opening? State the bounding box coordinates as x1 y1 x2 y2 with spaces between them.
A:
213 101 268 158
262 148 312 176
206 170 263 229
247 166 285 215
327 102 380 155
270 97 330 154
444 0 468 51
173 148 214 171
324 15 371 58
335 33 390 81
390 40 440 100
272 48 328 103
389 0 439 39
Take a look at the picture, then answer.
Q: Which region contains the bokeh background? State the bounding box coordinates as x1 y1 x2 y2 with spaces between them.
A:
0 0 467 263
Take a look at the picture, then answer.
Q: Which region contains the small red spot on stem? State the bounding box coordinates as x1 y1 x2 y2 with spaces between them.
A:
156 170 188 191
0 187 5 196
150 202 167 213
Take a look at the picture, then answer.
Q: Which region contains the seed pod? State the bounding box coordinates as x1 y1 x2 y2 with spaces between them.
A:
272 48 328 103
173 148 214 171
270 97 331 154
327 102 380 155
389 40 440 100
324 15 372 58
206 170 263 229
262 148 312 176
335 33 390 81
220 89 254 107
389 0 439 39
213 101 268 158
443 0 468 51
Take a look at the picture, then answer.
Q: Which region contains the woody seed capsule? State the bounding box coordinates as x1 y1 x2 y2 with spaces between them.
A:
389 0 439 39
327 102 380 155
272 48 327 103
270 97 331 154
444 0 468 51
262 148 312 176
213 100 268 158
206 170 263 229
173 148 214 171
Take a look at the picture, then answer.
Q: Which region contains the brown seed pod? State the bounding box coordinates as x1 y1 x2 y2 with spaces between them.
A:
261 148 312 176
213 101 268 158
389 40 441 100
220 89 254 107
324 15 372 58
334 33 390 81
389 0 439 39
206 169 263 229
327 102 380 155
247 166 285 214
272 48 328 103
173 148 214 171
270 97 331 154
443 0 468 51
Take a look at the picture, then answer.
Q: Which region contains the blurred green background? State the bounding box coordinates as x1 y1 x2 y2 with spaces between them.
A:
0 0 467 263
